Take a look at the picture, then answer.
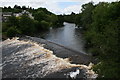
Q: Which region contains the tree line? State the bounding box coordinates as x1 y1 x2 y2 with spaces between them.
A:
2 5 64 37
74 1 120 78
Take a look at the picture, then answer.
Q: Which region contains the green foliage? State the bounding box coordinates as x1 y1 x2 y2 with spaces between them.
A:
2 22 8 32
34 20 41 32
93 61 120 78
63 12 76 23
81 2 94 29
40 20 50 30
57 15 64 26
6 26 21 37
19 14 36 35
75 14 82 27
7 16 19 27
75 1 120 78
2 5 64 37
34 11 47 22
49 14 58 27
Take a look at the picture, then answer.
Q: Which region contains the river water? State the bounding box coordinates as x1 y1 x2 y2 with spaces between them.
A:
41 22 85 54
2 38 97 78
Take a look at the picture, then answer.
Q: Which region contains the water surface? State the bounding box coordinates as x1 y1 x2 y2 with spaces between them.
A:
42 22 85 53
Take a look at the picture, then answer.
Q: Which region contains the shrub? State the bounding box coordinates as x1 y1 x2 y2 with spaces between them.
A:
6 26 21 37
40 20 50 30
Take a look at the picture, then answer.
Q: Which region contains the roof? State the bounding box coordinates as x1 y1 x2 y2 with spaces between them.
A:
2 12 12 15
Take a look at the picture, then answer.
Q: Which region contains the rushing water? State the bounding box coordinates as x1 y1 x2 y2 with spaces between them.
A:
1 38 97 78
42 22 85 53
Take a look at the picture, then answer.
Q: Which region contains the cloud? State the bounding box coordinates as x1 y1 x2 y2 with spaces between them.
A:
63 5 81 14
0 0 118 14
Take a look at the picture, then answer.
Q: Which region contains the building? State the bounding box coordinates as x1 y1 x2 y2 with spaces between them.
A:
2 12 12 22
2 10 34 22
13 10 34 19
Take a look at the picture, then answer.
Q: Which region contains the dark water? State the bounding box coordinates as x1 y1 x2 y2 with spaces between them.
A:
42 22 85 53
2 38 97 78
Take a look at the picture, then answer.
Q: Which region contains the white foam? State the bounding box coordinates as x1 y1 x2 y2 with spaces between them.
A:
69 69 80 79
2 37 98 78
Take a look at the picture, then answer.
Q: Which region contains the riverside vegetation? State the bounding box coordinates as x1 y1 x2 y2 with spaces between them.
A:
2 1 120 79
74 1 120 79
2 6 64 37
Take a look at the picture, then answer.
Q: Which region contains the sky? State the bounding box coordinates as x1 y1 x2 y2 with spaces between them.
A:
0 0 118 14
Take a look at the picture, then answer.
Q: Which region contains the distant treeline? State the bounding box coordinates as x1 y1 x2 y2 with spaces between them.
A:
2 5 64 37
73 1 120 78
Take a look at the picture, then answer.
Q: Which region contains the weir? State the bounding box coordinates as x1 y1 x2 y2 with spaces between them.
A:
1 37 97 79
21 36 92 65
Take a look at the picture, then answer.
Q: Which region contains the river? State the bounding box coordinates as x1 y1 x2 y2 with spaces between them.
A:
2 37 97 78
1 23 97 79
41 22 86 54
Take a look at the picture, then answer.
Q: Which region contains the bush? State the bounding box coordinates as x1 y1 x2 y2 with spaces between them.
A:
75 1 120 78
6 26 21 37
19 14 35 35
93 61 120 78
40 20 50 30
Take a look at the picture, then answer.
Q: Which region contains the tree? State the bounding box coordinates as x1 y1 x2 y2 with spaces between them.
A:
49 14 58 27
34 11 47 22
57 15 64 26
19 14 35 35
80 2 94 29
83 2 120 78
6 26 21 37
75 13 82 27
14 5 21 9
8 6 11 9
22 6 27 10
7 16 19 27
40 20 50 30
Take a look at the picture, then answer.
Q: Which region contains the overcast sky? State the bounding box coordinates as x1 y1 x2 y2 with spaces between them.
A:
0 0 118 14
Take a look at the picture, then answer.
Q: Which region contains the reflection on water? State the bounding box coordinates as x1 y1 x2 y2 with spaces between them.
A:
42 22 85 53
